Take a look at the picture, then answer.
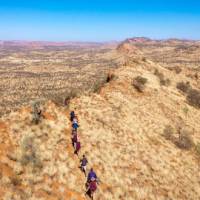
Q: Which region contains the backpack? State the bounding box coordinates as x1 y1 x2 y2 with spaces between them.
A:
72 123 79 129
76 142 81 151
89 181 97 192
72 134 78 143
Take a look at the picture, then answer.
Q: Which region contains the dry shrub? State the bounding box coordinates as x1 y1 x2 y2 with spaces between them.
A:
10 176 21 186
175 128 194 150
132 76 147 92
92 76 108 93
154 69 171 86
195 143 200 155
20 136 43 169
106 73 116 83
174 66 182 74
142 57 147 62
176 81 191 93
32 101 42 124
163 125 194 150
187 89 200 108
160 78 171 86
168 66 182 74
163 125 175 140
64 90 79 106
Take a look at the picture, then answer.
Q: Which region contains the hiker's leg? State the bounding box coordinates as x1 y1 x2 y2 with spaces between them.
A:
74 142 77 150
91 191 93 200
83 166 87 176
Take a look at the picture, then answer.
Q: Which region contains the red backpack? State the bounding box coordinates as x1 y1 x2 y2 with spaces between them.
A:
76 142 81 151
89 181 97 192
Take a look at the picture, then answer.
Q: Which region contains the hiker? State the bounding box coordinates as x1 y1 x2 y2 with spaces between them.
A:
72 131 78 148
87 168 97 183
72 115 78 123
72 120 79 131
71 129 77 135
75 141 81 155
80 154 88 176
86 177 97 200
70 111 75 122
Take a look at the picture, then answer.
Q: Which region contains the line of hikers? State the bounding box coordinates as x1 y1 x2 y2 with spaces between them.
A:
70 111 99 200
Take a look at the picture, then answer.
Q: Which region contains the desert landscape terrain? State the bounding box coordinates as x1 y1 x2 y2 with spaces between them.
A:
0 38 200 200
0 41 121 116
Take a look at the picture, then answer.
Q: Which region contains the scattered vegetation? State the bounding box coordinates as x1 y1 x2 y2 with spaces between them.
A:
175 128 194 150
154 69 171 86
64 90 79 106
168 66 182 74
176 81 191 93
174 66 182 74
92 77 107 93
10 176 21 186
20 136 43 170
187 89 200 108
163 125 194 150
176 80 200 109
0 46 120 116
106 73 116 83
195 143 200 156
32 101 42 124
132 76 148 92
163 125 175 140
142 57 147 62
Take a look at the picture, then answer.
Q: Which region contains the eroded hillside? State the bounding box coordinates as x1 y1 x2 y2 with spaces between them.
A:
0 53 200 199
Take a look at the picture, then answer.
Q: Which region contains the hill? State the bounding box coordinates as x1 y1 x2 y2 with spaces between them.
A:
0 44 200 199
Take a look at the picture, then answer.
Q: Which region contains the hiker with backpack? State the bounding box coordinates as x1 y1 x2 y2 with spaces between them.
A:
72 117 79 130
75 140 81 155
87 168 98 183
86 177 97 200
70 111 75 122
80 154 88 176
72 130 78 148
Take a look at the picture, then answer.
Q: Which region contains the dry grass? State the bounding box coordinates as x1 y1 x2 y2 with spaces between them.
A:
154 69 170 86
